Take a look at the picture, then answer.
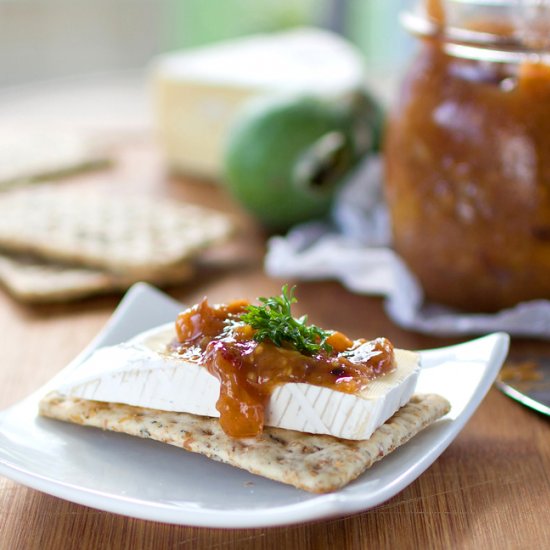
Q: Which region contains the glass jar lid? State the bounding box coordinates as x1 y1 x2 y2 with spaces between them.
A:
402 0 550 63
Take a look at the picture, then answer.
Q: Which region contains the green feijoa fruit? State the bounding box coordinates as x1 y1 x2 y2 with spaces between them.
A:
223 95 360 230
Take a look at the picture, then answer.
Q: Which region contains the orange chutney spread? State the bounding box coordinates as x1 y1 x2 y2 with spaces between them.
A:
385 3 550 312
174 298 396 438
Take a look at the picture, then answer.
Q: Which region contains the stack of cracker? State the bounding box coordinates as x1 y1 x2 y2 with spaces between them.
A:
0 185 234 302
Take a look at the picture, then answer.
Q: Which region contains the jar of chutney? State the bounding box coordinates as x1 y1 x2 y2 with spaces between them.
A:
385 0 550 311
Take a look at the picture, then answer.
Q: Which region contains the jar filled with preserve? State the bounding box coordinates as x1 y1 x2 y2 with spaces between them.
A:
385 0 550 312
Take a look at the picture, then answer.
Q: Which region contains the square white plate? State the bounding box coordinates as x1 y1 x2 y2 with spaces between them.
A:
0 283 509 528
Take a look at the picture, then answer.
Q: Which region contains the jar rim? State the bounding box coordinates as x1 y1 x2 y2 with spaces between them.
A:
402 8 550 64
446 0 506 4
439 0 548 6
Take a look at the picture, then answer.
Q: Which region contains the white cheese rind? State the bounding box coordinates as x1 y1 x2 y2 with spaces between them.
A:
55 325 420 441
56 345 220 417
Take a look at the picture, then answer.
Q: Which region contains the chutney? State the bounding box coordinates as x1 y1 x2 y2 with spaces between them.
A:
174 298 396 437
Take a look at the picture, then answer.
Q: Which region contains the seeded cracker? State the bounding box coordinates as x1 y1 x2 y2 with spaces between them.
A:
39 392 451 493
0 255 193 303
0 186 234 279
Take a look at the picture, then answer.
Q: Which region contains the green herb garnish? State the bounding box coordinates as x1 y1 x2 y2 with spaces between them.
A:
240 285 332 354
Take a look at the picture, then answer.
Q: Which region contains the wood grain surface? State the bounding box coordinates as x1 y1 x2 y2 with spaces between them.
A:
0 125 549 550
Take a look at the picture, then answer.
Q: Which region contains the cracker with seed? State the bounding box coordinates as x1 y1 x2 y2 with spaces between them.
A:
0 186 234 279
0 254 193 303
39 392 450 493
0 129 110 189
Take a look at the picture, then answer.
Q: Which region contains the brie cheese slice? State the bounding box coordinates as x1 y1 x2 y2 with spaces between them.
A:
55 323 420 440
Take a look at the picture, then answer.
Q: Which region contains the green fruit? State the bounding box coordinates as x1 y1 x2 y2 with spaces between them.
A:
223 92 382 230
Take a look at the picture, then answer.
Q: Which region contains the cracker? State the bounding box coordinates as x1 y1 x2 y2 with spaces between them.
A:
0 254 193 303
0 186 234 278
0 129 110 189
39 392 450 493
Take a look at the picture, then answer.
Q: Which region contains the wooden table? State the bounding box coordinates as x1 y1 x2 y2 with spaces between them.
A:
0 83 549 550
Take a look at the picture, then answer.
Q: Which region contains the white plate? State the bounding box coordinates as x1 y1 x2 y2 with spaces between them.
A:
0 283 509 528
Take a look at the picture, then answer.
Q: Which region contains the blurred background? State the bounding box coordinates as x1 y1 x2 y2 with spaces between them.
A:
0 0 412 87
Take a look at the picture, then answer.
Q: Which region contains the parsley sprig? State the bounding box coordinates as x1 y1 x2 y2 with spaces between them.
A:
240 285 332 354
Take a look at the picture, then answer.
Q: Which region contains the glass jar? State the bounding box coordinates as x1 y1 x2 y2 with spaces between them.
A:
385 0 550 312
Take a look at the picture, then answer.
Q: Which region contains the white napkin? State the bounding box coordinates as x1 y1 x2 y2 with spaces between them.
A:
265 157 550 339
